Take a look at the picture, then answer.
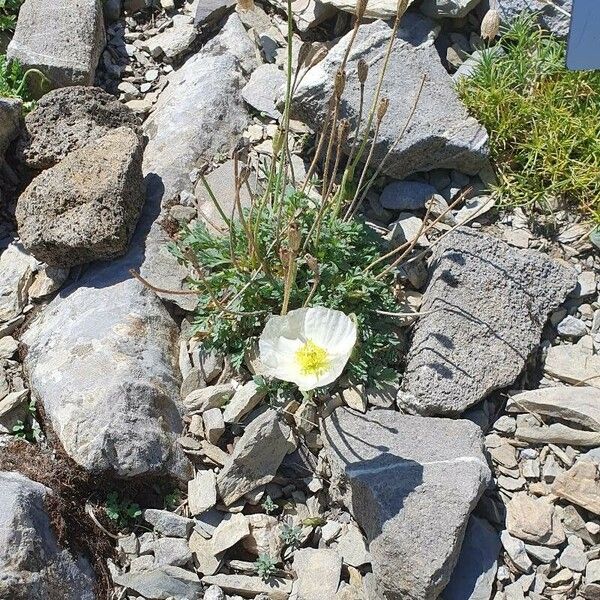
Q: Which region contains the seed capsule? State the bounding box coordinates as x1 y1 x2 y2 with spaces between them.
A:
481 9 500 41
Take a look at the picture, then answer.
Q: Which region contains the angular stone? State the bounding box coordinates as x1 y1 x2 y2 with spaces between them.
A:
212 513 250 555
507 387 600 432
506 493 565 546
0 471 95 599
336 524 370 567
28 266 70 300
184 383 235 414
560 544 588 572
0 243 38 324
500 531 532 574
203 407 225 444
7 0 106 91
22 277 190 479
292 15 489 180
293 548 342 600
188 470 217 515
189 530 223 576
194 0 235 26
269 0 336 31
217 409 292 505
321 0 413 18
17 86 140 171
442 516 500 600
242 63 286 120
241 513 283 559
323 408 491 600
495 0 572 37
113 565 202 599
153 537 192 567
202 574 292 598
553 460 600 516
17 127 144 267
222 380 267 423
379 181 437 211
515 424 600 447
142 24 197 61
398 228 577 416
0 98 21 157
143 509 193 538
544 345 600 388
421 0 482 18
0 390 28 434
141 14 252 309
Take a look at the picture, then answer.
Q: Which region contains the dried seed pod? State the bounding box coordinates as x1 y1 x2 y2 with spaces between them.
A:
305 254 319 274
355 0 368 20
288 222 302 252
481 9 500 41
377 98 390 123
357 59 369 85
338 119 350 144
334 69 347 99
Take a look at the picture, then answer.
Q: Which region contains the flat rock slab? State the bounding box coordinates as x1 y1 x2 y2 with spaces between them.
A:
141 13 253 310
292 14 489 179
507 387 600 432
441 516 500 600
544 345 600 388
293 548 342 600
7 0 105 91
323 408 491 600
113 565 202 599
398 228 577 416
22 277 191 480
0 471 95 600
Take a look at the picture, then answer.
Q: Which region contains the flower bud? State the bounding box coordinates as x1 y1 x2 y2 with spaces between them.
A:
237 0 255 11
297 42 312 70
481 9 500 41
288 222 301 253
334 68 346 99
357 59 368 85
338 119 350 144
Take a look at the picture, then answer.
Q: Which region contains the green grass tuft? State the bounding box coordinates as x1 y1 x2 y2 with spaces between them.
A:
458 15 600 221
0 0 23 33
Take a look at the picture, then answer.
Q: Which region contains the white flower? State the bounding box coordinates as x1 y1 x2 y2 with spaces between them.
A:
259 307 357 391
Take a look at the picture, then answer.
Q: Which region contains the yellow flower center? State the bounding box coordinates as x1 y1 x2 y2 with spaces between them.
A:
296 339 330 376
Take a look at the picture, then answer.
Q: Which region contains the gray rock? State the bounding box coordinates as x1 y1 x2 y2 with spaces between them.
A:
217 409 292 505
506 387 600 433
141 24 197 61
202 573 293 597
293 548 342 600
560 544 588 572
113 565 202 599
421 0 482 18
195 0 235 26
143 509 194 538
7 0 106 91
0 471 95 600
544 345 600 388
270 0 336 31
379 181 437 211
557 315 587 339
494 0 572 37
204 585 226 600
242 63 286 120
292 15 489 180
442 516 500 600
22 277 191 480
398 228 577 416
0 98 22 157
141 13 252 309
323 408 491 600
153 537 192 567
500 531 532 574
17 86 140 171
0 243 38 324
17 127 144 267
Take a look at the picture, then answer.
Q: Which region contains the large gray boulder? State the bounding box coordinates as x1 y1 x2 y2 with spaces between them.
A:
0 471 95 600
493 0 572 38
0 98 22 158
323 408 491 600
141 12 253 309
292 14 489 179
7 0 106 91
21 277 191 480
17 127 145 267
398 228 577 416
17 86 141 171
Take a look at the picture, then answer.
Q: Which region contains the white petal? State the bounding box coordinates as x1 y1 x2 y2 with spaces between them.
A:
304 307 357 354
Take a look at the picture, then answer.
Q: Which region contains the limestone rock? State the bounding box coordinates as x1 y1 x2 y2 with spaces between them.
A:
141 24 197 61
379 181 437 211
0 243 38 324
22 277 191 480
553 460 600 516
7 0 106 91
506 492 565 546
544 345 600 388
292 15 489 180
113 565 202 599
507 387 600 432
398 228 577 416
194 0 235 26
143 509 193 538
212 513 250 554
268 0 336 31
442 516 500 600
323 408 491 600
321 0 414 18
141 13 252 309
188 470 217 515
202 573 292 598
222 380 267 423
241 514 283 560
421 0 482 18
17 86 140 170
217 409 292 505
0 471 95 600
293 548 342 600
242 63 286 120
17 127 144 267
